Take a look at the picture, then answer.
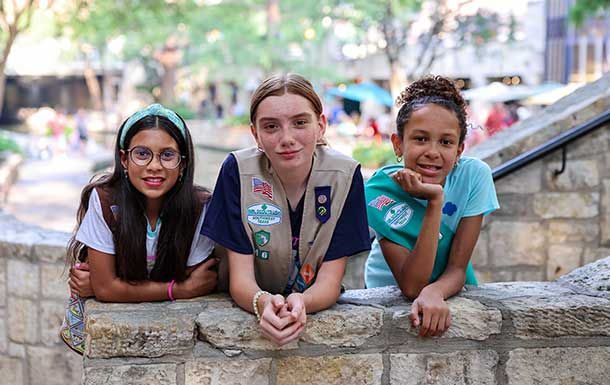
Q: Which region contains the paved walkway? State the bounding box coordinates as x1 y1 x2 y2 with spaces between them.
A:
3 152 100 234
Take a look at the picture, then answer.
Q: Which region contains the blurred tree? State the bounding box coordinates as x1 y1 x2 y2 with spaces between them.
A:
0 0 54 118
570 0 610 26
330 0 510 96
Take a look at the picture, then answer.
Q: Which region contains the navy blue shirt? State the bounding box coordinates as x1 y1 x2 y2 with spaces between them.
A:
202 154 371 267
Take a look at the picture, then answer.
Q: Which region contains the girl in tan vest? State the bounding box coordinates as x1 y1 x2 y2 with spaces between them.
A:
202 74 370 346
61 104 218 354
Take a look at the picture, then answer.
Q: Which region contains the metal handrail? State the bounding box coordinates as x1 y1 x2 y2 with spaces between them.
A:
492 108 610 181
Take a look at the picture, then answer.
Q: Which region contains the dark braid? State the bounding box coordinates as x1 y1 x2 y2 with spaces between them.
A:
395 75 468 144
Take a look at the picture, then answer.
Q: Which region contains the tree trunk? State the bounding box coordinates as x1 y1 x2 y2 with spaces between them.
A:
0 28 18 119
83 57 103 110
389 60 406 101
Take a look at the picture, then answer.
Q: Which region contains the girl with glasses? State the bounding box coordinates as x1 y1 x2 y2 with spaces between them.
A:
201 74 370 346
61 104 218 354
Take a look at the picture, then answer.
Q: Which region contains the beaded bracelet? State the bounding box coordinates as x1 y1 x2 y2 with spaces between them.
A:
168 280 176 301
252 290 270 322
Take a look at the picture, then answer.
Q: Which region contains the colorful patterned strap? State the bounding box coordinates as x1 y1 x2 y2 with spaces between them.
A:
59 293 86 355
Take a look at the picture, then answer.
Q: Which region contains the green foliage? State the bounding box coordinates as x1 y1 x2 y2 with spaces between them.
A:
352 141 395 169
569 0 610 26
0 133 21 154
223 114 250 128
168 104 195 120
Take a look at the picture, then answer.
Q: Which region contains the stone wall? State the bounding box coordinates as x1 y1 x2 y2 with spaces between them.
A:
467 73 610 282
0 212 81 385
83 257 610 385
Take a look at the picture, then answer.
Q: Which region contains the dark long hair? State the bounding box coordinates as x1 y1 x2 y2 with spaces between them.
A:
66 113 209 283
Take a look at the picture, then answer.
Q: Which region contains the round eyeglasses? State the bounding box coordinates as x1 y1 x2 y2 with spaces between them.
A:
126 146 185 169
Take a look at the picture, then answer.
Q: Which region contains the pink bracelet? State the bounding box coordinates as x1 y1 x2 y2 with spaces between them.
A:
168 280 176 301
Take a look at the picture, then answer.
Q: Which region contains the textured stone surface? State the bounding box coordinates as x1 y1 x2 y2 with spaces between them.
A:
559 256 610 293
40 300 65 346
8 297 38 343
548 220 600 243
495 164 542 194
302 304 384 347
28 346 82 385
470 231 488 267
583 247 610 265
390 350 498 385
545 159 600 190
7 259 40 298
533 192 599 218
0 357 24 385
41 264 69 299
276 354 383 385
86 309 197 358
0 260 5 306
392 297 502 340
547 244 583 279
502 294 610 338
507 347 610 385
184 358 272 385
84 364 177 385
0 309 6 353
488 221 546 266
513 269 545 281
463 281 574 301
197 306 296 350
339 286 405 307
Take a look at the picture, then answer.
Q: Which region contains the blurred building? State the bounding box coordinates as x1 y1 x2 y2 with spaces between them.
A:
545 0 610 83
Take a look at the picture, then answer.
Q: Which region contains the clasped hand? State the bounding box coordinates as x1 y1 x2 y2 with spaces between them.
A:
391 168 443 201
259 293 306 346
409 287 451 337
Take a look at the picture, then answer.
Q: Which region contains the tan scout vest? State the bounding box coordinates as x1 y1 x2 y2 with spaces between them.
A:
232 145 358 294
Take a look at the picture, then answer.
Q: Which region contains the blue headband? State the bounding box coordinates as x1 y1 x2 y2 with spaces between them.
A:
119 103 186 148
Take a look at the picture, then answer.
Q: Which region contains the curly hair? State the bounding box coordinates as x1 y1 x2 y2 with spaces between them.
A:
395 75 468 144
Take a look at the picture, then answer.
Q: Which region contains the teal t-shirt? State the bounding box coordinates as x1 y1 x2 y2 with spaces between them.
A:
364 156 499 288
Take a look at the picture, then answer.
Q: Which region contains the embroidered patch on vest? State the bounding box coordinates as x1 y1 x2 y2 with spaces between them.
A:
255 249 270 260
247 203 282 226
300 263 315 285
442 201 458 216
314 186 331 223
384 202 414 229
368 195 395 210
254 230 270 246
252 177 273 200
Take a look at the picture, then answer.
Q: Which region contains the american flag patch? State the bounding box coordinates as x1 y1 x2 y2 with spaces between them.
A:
368 195 395 210
252 177 273 200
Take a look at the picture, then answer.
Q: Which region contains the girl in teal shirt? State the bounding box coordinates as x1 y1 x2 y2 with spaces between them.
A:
364 76 499 337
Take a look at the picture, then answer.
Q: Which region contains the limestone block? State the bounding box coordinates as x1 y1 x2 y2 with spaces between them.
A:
507 347 610 385
7 259 39 298
0 309 6 353
0 260 5 306
568 124 610 158
463 281 574 302
8 297 38 343
502 294 610 338
495 164 542 194
470 230 488 267
533 192 599 219
40 300 65 346
390 350 498 385
27 346 82 385
339 286 405 307
489 221 546 266
559 255 610 293
8 343 25 358
548 220 599 243
41 264 69 299
86 309 197 358
302 304 384 347
276 354 383 385
583 247 610 264
184 358 272 385
196 306 296 350
601 179 610 245
545 159 600 190
513 269 544 281
547 244 583 280
493 194 533 217
0 357 24 385
84 363 176 385
391 297 501 340
0 239 33 261
32 241 68 263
